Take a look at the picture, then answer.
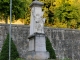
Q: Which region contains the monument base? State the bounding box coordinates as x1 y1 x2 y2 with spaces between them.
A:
26 51 49 59
27 33 49 59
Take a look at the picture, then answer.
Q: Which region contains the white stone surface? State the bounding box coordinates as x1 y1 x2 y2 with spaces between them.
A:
30 7 35 35
26 51 49 59
30 5 45 35
35 36 46 51
35 52 49 59
29 39 34 51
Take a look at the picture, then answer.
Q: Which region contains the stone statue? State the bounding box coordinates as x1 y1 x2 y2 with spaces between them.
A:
32 7 45 33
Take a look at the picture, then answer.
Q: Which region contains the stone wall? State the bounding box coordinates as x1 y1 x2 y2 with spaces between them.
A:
0 24 30 59
45 28 80 60
0 24 80 60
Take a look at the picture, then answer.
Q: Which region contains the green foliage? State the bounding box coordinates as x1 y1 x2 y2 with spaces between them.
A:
60 58 71 60
0 0 9 23
0 0 29 23
37 0 80 29
54 1 80 28
12 0 31 20
0 52 1 57
15 58 24 60
39 0 55 24
0 34 19 60
54 2 79 21
46 37 56 59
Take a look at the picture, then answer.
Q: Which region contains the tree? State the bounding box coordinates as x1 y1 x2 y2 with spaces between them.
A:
46 37 56 59
0 0 28 24
0 34 19 60
25 0 80 29
25 0 56 25
54 1 80 28
40 0 55 24
0 0 10 23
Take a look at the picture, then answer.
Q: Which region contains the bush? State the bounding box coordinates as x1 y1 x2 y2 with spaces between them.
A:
46 37 56 59
15 58 24 60
60 58 71 60
0 34 19 60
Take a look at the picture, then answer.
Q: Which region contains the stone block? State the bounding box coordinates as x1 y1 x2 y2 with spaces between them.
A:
26 51 49 60
28 33 49 59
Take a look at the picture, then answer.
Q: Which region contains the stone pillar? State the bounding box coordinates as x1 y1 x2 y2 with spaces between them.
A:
27 1 49 60
30 1 46 35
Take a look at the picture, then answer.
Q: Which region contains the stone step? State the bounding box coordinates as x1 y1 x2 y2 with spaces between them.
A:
0 41 2 47
0 48 1 51
0 41 2 52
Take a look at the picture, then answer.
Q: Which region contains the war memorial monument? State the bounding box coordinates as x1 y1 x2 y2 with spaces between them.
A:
27 0 49 59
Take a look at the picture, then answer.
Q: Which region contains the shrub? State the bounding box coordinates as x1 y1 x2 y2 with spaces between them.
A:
15 58 24 60
46 37 56 59
60 58 71 60
0 34 19 60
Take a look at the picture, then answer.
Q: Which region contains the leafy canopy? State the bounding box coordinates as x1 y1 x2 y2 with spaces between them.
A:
54 0 80 28
0 0 28 23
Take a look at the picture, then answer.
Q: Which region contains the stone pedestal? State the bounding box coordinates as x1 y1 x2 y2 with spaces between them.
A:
27 1 49 59
27 33 49 59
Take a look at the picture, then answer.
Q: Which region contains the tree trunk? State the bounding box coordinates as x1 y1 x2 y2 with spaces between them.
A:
5 16 8 24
